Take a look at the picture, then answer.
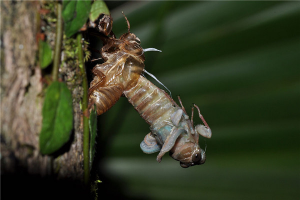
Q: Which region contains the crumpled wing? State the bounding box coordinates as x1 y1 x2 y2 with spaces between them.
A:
140 132 161 154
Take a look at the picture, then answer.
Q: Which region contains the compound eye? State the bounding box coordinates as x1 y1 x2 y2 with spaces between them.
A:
192 152 202 163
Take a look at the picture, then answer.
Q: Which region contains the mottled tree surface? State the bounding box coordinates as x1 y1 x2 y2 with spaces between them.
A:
1 1 85 197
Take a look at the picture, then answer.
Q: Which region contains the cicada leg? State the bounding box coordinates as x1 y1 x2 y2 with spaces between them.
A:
177 96 187 115
156 127 186 163
194 104 212 139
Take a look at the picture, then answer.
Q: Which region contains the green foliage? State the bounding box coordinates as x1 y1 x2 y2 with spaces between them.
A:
39 40 52 69
62 0 91 37
89 106 98 169
39 81 73 155
90 0 110 22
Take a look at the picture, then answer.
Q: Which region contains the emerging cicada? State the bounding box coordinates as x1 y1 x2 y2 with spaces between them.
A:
88 13 212 168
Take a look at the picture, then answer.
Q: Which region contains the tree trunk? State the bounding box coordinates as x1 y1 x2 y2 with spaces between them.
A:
1 0 84 186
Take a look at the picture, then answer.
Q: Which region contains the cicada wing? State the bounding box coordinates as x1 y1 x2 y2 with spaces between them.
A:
140 133 161 154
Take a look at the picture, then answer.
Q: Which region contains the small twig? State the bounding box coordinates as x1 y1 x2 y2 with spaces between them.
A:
52 2 63 81
77 34 90 184
77 33 90 185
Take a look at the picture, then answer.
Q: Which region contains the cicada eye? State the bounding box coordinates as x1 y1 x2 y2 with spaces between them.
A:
192 152 201 163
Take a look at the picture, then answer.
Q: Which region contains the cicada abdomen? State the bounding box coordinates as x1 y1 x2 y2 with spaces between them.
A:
124 76 212 168
88 13 145 115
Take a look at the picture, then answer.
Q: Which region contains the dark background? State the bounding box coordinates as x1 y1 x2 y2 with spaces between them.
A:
90 1 300 200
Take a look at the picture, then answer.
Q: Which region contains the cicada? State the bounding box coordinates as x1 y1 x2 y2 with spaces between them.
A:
88 13 212 168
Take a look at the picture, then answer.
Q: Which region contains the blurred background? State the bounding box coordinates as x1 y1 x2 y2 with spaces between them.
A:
90 1 300 200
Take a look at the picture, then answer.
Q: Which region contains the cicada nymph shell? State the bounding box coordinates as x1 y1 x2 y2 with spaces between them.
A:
88 13 145 115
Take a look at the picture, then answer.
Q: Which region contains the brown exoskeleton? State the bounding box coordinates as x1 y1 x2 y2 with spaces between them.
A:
88 13 212 168
88 13 145 115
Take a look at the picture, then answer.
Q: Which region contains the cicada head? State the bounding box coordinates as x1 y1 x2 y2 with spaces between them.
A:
169 101 211 168
171 142 206 168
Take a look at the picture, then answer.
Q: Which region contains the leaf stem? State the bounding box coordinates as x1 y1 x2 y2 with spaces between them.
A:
77 33 90 185
52 2 63 82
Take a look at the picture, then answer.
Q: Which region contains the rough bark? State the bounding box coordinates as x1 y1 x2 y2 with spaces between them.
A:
1 0 84 182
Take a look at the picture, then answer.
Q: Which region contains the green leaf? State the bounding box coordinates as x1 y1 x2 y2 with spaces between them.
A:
90 0 110 22
62 0 92 37
89 105 97 168
39 81 73 155
39 40 52 69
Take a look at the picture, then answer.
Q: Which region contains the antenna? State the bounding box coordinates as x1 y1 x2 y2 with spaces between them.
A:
122 11 130 32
